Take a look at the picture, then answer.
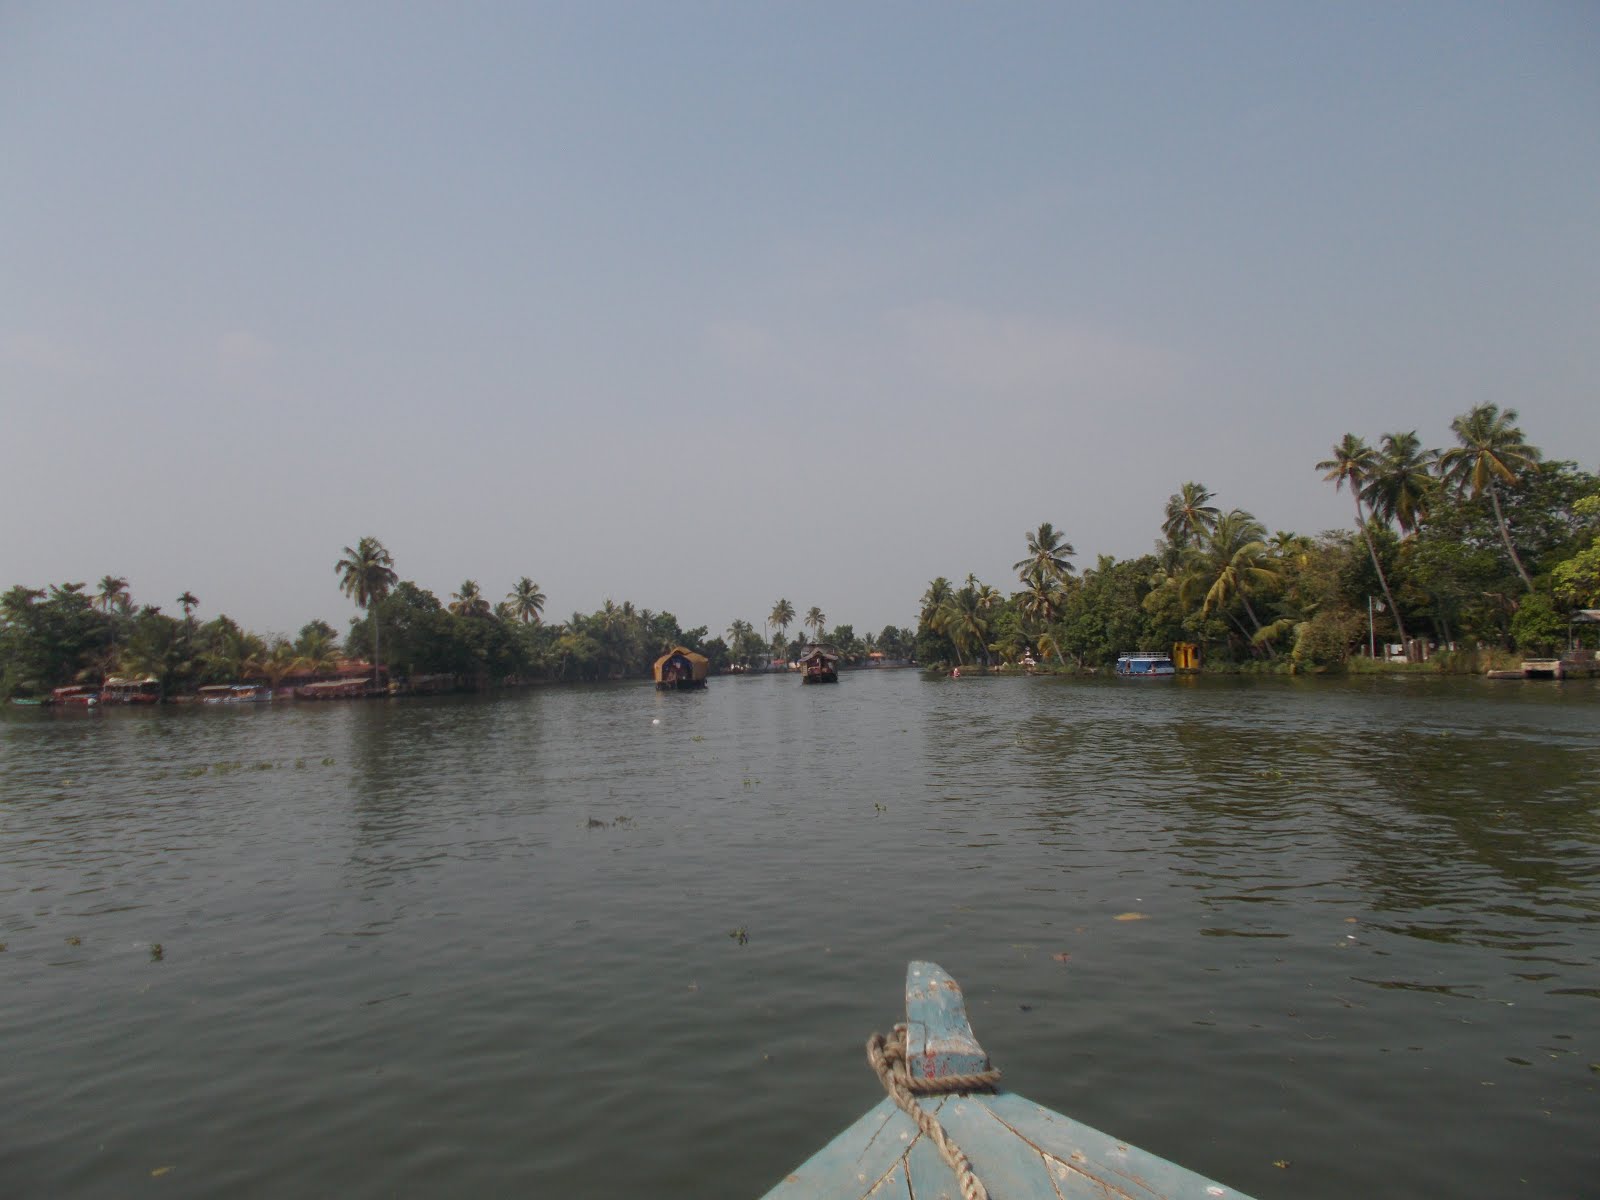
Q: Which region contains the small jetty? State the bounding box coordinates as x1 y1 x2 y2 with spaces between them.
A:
654 646 709 690
762 962 1255 1200
1488 655 1600 681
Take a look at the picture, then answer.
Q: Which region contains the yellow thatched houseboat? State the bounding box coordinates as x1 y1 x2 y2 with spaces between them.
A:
653 646 709 690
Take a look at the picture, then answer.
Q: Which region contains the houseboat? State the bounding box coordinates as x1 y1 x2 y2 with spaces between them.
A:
101 676 161 704
653 646 709 690
1115 652 1176 678
48 685 101 707
799 645 840 684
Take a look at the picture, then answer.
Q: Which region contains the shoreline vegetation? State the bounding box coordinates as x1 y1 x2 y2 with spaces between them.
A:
4 405 1597 702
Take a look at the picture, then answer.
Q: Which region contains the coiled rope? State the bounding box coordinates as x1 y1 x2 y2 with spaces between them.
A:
866 1023 1003 1200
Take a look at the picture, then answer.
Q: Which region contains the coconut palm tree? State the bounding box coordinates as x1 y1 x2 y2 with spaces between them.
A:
1364 432 1437 537
96 576 129 614
1317 435 1408 644
506 577 546 624
1438 404 1542 593
1012 522 1076 584
937 578 998 665
1192 510 1280 641
919 578 953 630
450 580 491 618
804 607 826 640
769 599 795 644
335 537 397 676
1161 483 1221 550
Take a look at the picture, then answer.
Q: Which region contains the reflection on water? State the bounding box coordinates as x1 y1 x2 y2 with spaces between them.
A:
1 673 1597 1198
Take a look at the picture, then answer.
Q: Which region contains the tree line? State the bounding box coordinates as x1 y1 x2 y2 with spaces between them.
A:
914 404 1598 670
4 404 1595 696
0 540 905 698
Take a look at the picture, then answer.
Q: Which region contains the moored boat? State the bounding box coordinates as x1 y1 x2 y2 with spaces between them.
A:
762 962 1255 1200
48 685 101 707
101 676 161 704
1115 652 1175 678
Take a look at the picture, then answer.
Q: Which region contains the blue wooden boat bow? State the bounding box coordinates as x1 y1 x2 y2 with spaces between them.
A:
761 962 1258 1200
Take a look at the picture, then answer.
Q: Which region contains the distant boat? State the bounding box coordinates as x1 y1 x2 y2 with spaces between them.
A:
197 684 273 704
799 644 839 684
101 676 161 704
1115 652 1175 678
761 961 1255 1200
653 646 709 690
48 685 101 708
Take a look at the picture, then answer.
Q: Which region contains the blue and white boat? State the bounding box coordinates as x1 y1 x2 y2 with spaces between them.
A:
1115 652 1175 678
763 962 1254 1200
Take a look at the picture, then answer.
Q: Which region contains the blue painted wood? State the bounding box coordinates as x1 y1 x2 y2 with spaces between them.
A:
904 960 991 1081
759 963 1258 1200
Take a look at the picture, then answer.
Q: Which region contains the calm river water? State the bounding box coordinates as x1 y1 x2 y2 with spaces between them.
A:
2 671 1597 1198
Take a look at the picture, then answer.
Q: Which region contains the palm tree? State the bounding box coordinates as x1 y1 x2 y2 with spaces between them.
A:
1012 522 1076 584
335 537 397 677
96 576 129 614
804 606 826 640
1017 566 1068 662
919 578 953 630
1317 435 1408 645
1161 483 1220 550
450 580 491 618
1194 510 1280 640
937 577 999 665
1438 404 1542 593
1364 432 1437 537
769 599 795 644
506 577 546 624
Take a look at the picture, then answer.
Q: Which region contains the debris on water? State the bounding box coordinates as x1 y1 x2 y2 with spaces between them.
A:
729 926 749 945
691 734 704 742
874 803 886 813
1018 1004 1034 1012
1273 1160 1291 1170
587 818 609 829
1114 913 1147 922
1051 952 1071 963
150 943 164 961
66 935 81 946
151 1165 173 1178
321 757 335 766
651 718 660 725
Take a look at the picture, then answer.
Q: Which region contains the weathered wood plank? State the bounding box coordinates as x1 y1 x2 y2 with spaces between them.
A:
935 1097 1065 1200
905 961 992 1080
761 1098 917 1199
984 1091 1239 1199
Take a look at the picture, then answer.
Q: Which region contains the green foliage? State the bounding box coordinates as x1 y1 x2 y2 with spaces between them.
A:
1509 593 1565 655
1291 608 1363 668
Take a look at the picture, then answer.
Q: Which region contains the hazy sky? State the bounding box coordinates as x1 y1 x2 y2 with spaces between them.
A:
4 3 1597 641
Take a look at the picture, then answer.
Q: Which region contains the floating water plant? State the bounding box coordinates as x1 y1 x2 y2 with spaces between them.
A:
586 817 609 829
729 926 749 945
150 943 164 961
66 935 81 946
